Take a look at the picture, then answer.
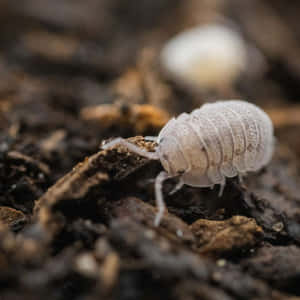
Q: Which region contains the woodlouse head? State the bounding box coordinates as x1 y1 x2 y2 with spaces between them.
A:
157 137 189 176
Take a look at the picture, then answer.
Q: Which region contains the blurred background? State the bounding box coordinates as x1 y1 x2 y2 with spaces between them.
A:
1 0 300 179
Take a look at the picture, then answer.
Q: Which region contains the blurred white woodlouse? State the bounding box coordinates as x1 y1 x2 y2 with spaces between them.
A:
160 24 248 91
102 100 274 226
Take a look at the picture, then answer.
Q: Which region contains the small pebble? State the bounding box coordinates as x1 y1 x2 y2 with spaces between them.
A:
272 222 284 232
216 259 227 267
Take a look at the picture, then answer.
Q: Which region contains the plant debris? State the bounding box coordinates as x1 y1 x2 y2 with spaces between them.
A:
1 0 300 299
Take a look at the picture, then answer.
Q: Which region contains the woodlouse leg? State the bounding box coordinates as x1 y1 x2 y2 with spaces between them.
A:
169 178 184 195
207 167 225 187
218 179 226 197
207 167 226 197
154 171 171 226
102 137 159 160
238 173 244 183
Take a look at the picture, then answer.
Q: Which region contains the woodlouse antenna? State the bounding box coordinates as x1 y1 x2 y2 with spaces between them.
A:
102 137 159 160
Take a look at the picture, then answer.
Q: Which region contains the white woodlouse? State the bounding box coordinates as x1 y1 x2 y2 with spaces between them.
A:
102 100 274 226
160 24 248 90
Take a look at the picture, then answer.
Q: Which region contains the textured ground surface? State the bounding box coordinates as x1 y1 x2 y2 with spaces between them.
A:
1 1 300 299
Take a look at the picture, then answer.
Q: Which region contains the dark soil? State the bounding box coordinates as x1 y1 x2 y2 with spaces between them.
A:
1 1 300 299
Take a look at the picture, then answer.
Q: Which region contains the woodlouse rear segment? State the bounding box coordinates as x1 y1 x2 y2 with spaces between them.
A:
173 101 272 182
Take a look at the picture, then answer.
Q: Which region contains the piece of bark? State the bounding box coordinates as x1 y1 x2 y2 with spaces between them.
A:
0 206 27 231
190 216 263 256
34 137 158 237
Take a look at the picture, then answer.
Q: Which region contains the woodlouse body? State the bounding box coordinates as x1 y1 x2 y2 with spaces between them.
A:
157 100 274 189
103 100 274 226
